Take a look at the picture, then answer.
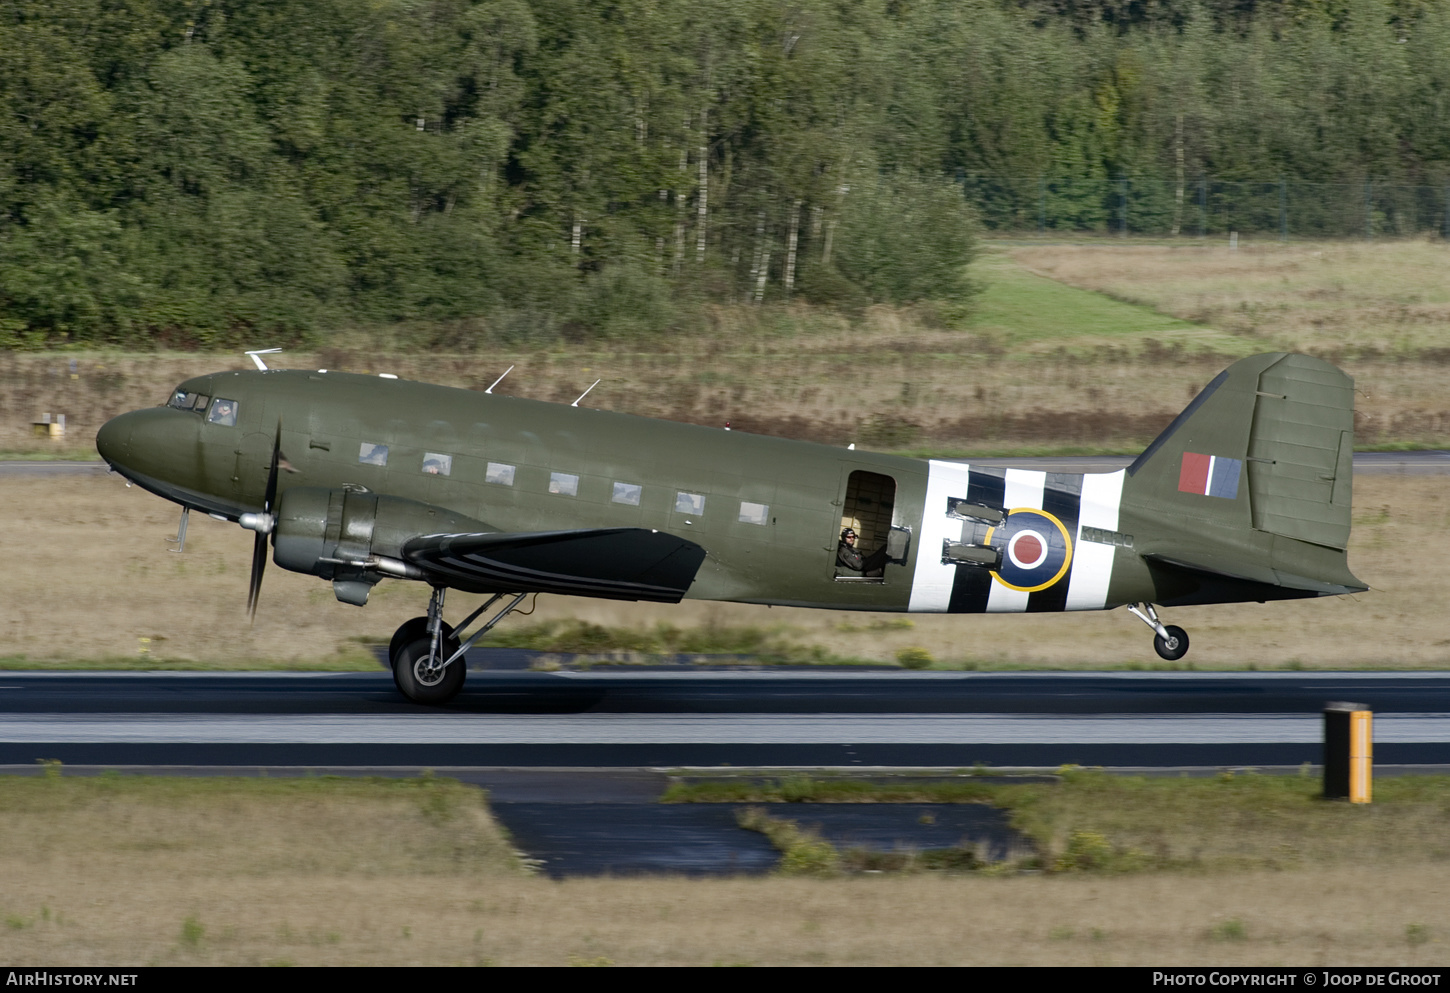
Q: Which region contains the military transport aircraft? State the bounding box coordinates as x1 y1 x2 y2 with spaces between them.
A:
96 351 1365 704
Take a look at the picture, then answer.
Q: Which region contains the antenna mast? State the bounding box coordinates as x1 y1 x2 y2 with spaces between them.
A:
571 379 601 407
484 365 515 394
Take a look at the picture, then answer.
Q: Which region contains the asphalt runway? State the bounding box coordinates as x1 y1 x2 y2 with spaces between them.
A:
3 669 1449 768
4 450 1450 476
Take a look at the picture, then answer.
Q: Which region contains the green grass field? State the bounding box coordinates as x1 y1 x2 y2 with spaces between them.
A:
971 250 1251 354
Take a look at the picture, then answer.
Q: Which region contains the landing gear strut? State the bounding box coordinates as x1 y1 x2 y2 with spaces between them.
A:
1127 602 1190 662
388 588 529 705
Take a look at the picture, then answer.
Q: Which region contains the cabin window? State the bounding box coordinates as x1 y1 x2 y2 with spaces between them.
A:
358 442 388 466
675 492 705 515
738 501 769 525
549 472 579 496
612 481 642 506
190 394 209 412
206 398 239 427
486 462 516 486
422 453 452 476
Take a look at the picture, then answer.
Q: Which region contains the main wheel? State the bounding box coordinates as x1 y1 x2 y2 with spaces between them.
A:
1153 624 1190 661
393 634 465 705
388 617 454 691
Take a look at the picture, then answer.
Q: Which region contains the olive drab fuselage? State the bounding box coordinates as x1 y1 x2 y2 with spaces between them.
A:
96 354 1364 618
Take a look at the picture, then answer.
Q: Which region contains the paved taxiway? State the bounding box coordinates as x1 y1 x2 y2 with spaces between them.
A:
3 669 1449 767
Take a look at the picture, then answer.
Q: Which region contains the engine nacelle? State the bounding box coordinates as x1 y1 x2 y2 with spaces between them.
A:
272 486 491 605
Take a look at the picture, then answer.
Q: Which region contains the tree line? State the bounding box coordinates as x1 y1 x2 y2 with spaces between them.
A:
1 0 1446 347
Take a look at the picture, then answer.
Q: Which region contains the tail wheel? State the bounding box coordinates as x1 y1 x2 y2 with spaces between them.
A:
393 634 465 705
1153 625 1190 661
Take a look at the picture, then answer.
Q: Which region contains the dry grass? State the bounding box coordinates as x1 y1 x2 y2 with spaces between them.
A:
0 472 1446 668
670 771 1450 874
0 775 1447 965
8 243 1450 456
1010 237 1450 355
1002 771 1450 872
0 774 522 878
3 863 1448 965
0 321 1198 457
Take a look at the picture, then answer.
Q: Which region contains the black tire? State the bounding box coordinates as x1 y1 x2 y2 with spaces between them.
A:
1153 624 1190 661
393 634 465 705
389 617 453 690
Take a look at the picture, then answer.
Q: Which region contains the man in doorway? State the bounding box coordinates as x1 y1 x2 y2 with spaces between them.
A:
837 527 890 578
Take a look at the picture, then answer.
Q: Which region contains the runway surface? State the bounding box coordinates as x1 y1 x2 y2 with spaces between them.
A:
3 669 1449 768
5 450 1449 476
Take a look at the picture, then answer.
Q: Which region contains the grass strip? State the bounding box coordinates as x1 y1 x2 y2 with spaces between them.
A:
668 769 1450 875
0 767 527 877
735 806 990 877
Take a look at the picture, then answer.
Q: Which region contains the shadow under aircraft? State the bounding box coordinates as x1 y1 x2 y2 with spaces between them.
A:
97 352 1365 703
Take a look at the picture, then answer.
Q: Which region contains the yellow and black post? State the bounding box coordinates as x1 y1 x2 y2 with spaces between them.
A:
1323 702 1372 803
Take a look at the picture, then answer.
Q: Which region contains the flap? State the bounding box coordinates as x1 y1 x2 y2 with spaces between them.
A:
402 528 707 602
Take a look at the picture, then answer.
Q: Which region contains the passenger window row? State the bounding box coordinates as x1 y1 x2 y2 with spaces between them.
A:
355 441 767 524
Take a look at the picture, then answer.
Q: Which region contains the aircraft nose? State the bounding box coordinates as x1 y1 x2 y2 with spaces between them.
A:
96 406 203 488
95 412 133 467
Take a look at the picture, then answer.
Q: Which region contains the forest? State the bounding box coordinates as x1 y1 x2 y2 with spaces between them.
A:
2 0 1448 346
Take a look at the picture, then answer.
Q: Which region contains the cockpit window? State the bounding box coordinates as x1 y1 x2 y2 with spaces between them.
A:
167 390 211 412
207 398 239 426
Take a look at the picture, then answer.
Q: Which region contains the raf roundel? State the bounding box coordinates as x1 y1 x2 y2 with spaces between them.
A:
985 508 1074 593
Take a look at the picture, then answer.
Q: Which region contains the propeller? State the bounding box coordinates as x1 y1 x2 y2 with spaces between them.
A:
239 421 292 622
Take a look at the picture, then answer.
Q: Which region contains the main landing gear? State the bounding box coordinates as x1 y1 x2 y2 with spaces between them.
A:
1127 602 1190 661
388 587 529 705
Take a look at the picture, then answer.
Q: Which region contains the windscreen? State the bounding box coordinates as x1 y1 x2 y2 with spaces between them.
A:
166 388 211 412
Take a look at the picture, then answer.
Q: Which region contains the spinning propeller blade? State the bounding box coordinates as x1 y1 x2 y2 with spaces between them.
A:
246 421 288 622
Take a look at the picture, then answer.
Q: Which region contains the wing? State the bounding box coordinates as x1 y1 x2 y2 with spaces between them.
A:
402 528 708 602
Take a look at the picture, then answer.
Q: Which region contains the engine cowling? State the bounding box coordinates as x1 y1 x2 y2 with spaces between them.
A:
271 486 491 604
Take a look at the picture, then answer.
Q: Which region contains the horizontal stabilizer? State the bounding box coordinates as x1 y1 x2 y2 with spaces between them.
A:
1144 553 1366 600
403 528 707 602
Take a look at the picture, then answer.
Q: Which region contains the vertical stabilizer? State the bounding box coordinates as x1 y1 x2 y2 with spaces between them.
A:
1121 352 1363 597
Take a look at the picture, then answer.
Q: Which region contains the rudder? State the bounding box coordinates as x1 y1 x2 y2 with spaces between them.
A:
1245 354 1354 550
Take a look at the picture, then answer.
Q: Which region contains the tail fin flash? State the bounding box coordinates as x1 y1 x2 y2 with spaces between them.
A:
1124 352 1364 597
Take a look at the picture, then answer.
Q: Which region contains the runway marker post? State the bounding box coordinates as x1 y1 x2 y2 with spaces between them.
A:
1323 701 1372 803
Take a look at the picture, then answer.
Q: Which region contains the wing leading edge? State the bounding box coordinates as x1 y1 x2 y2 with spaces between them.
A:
402 528 708 602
